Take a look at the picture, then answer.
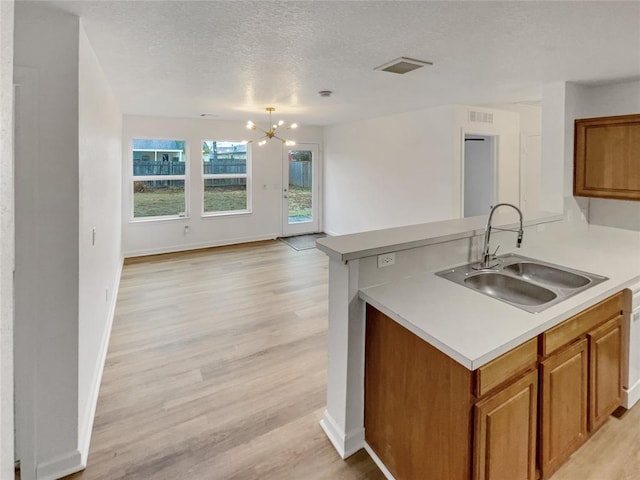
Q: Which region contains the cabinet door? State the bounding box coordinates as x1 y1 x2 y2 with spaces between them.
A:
574 114 640 200
540 338 589 479
589 315 623 431
474 369 538 480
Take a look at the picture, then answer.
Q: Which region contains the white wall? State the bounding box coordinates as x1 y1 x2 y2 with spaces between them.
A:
0 1 14 478
122 116 323 256
323 104 521 236
576 80 640 231
78 22 123 465
14 3 81 479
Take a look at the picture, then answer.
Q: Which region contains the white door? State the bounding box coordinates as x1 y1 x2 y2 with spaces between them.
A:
282 143 319 236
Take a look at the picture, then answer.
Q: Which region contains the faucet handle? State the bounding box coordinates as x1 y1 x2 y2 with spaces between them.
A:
491 245 500 259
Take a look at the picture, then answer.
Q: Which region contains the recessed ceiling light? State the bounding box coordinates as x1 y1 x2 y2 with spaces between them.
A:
318 90 333 97
374 57 433 75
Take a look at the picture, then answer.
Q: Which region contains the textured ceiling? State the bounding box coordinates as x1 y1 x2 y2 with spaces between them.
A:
46 0 640 125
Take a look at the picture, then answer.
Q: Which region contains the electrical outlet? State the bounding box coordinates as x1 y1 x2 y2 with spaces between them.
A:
377 252 396 268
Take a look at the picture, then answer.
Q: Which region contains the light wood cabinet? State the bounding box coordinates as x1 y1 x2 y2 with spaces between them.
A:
574 114 640 201
540 338 589 478
474 369 538 480
364 304 473 480
589 315 624 432
539 291 625 479
364 290 627 480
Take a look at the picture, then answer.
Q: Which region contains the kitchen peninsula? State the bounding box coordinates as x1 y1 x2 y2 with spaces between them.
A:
316 210 640 480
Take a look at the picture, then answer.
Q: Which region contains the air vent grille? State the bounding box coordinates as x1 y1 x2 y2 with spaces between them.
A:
374 57 433 75
469 111 494 124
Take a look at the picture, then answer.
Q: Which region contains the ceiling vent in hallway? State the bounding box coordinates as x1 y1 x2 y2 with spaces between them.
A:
468 111 494 124
374 57 433 74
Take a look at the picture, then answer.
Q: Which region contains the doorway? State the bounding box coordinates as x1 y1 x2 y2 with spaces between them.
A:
463 134 497 217
282 143 319 236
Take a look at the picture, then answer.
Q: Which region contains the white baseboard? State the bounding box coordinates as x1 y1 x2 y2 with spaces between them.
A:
36 450 83 480
319 410 364 459
323 229 340 237
623 378 640 409
123 233 280 258
364 443 396 480
78 257 124 466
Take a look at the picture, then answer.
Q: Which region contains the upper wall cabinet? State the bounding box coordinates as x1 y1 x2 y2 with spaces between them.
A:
574 114 640 201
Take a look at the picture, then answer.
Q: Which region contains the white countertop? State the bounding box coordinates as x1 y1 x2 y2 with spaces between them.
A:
316 211 563 262
359 224 640 370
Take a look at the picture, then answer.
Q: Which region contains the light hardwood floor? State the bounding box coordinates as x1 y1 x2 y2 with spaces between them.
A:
61 240 640 480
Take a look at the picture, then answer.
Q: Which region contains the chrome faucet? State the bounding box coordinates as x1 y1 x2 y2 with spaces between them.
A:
474 203 524 270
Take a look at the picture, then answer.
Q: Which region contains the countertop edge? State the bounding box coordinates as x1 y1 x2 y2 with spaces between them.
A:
317 212 564 262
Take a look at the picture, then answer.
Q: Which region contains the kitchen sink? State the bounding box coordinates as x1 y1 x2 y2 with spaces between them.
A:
436 254 608 313
464 273 557 306
503 262 591 289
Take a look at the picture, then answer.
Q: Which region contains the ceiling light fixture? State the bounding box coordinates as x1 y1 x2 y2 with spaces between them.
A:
245 107 297 146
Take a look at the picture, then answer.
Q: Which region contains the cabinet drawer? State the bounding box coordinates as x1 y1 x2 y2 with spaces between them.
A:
475 338 538 398
542 292 624 357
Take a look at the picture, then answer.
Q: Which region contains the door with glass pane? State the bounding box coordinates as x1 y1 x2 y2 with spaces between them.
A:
282 144 319 236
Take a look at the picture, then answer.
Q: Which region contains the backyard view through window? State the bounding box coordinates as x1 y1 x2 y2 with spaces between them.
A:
202 141 249 214
288 150 313 223
132 139 186 219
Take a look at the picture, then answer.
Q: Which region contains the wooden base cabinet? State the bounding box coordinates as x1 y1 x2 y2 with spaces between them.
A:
539 291 625 479
473 369 538 480
589 315 624 432
540 339 589 478
364 291 626 480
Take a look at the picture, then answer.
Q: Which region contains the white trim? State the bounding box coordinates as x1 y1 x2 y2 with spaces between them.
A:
36 450 83 480
78 257 124 466
319 410 365 459
623 378 640 409
123 233 280 258
364 442 396 480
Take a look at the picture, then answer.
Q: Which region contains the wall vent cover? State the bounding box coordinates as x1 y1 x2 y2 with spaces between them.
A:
374 57 433 74
469 111 494 124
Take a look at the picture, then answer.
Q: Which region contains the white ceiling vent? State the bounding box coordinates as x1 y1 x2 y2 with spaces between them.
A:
374 57 433 74
469 111 494 124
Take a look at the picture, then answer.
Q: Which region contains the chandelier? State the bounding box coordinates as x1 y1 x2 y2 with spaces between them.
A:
246 107 297 146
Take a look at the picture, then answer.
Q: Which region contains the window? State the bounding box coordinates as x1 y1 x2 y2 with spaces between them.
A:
132 139 187 219
202 141 249 214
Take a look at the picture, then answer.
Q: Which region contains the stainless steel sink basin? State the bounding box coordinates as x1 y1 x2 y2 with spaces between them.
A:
503 262 591 289
436 254 608 313
464 273 557 306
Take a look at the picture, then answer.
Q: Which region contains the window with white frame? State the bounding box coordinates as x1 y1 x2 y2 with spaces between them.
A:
202 140 249 214
132 139 187 219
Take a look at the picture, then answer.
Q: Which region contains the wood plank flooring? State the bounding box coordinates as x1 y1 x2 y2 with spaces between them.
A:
65 240 384 480
62 239 640 480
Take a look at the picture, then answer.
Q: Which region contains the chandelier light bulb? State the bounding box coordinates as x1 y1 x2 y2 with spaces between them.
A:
290 123 298 129
258 139 267 146
246 121 255 130
285 140 296 146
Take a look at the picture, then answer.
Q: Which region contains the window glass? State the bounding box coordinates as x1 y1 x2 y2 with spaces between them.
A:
133 180 185 218
202 141 249 214
132 139 187 219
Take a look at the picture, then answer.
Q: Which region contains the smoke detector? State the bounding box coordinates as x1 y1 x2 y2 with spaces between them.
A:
374 57 433 74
